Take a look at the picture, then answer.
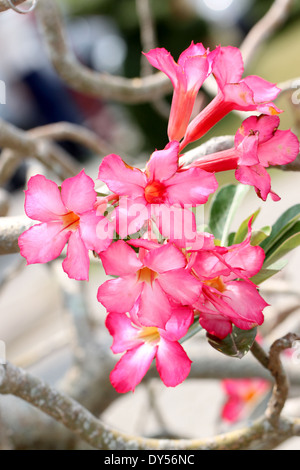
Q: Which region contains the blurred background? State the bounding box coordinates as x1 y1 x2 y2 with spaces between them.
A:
0 0 300 450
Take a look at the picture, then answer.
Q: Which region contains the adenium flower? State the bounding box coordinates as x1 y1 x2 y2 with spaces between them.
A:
98 140 218 239
221 378 270 423
18 170 113 280
190 223 268 338
186 114 299 201
144 42 215 142
105 304 193 393
180 46 282 150
97 240 200 328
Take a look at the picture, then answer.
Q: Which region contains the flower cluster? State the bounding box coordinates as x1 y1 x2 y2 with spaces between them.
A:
19 43 299 393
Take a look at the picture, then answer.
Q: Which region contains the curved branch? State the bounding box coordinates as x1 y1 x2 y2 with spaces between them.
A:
34 0 172 104
1 361 300 450
0 0 25 12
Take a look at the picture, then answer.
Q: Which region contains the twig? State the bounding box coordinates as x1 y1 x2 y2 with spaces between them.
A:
34 0 172 104
0 216 33 255
0 0 25 12
240 0 295 68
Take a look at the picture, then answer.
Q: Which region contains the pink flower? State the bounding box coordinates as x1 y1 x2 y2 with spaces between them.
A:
180 46 282 150
144 42 215 142
18 170 113 280
221 378 270 423
191 223 268 338
98 141 218 239
185 115 299 201
97 240 200 328
105 305 193 393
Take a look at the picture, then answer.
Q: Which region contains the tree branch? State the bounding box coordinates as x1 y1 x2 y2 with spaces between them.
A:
34 0 172 104
0 0 25 12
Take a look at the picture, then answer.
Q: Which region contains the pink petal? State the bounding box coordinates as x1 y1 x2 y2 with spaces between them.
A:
98 154 146 198
79 211 113 254
235 164 272 201
24 175 66 222
62 230 90 280
258 129 300 167
162 305 194 341
168 87 197 141
212 46 244 88
143 48 179 88
158 269 200 305
97 275 143 314
165 167 218 205
223 82 255 109
156 338 191 387
223 236 265 280
18 221 69 264
100 240 142 276
235 115 280 146
110 343 157 393
243 75 281 103
143 243 186 273
199 311 233 339
177 41 207 66
223 281 268 325
145 141 179 182
61 170 96 214
192 250 231 279
182 55 209 90
138 281 172 328
221 395 244 422
153 204 197 247
105 312 142 353
236 134 260 166
114 197 149 238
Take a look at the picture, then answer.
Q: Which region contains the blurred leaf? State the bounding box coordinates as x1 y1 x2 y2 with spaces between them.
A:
260 204 300 255
250 259 288 285
209 184 249 245
263 221 300 268
233 208 261 245
207 326 257 359
251 226 272 246
227 232 236 246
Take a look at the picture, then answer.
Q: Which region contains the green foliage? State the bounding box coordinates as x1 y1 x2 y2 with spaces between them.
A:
207 326 257 359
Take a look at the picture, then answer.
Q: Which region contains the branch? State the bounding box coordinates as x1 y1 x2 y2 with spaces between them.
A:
0 0 25 12
1 361 300 450
0 216 33 255
0 118 80 184
240 0 295 68
34 0 171 104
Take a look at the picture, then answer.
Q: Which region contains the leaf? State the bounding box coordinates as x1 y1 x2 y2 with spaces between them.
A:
207 326 257 359
250 259 288 285
251 226 271 246
233 208 261 245
260 204 300 255
209 184 249 245
263 221 300 267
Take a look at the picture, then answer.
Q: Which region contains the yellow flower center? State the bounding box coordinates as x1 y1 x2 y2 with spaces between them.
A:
204 276 226 293
62 211 80 230
137 267 158 284
138 326 160 345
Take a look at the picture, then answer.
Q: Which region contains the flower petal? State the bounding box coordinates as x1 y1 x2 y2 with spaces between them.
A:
156 338 191 387
143 242 186 273
158 269 200 305
98 154 146 198
24 175 66 222
258 129 300 167
143 48 179 87
61 170 96 214
18 221 69 264
110 343 157 393
223 281 268 325
138 281 172 328
97 275 143 314
162 305 194 341
100 240 142 276
212 46 244 88
105 311 142 353
62 230 90 280
165 167 218 205
145 141 179 182
235 164 272 201
80 211 113 254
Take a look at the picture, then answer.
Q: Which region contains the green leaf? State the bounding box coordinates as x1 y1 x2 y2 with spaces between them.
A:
233 208 261 245
260 204 300 255
207 326 257 359
251 226 272 246
180 317 202 344
263 221 300 267
250 259 288 285
209 184 249 245
227 232 236 246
